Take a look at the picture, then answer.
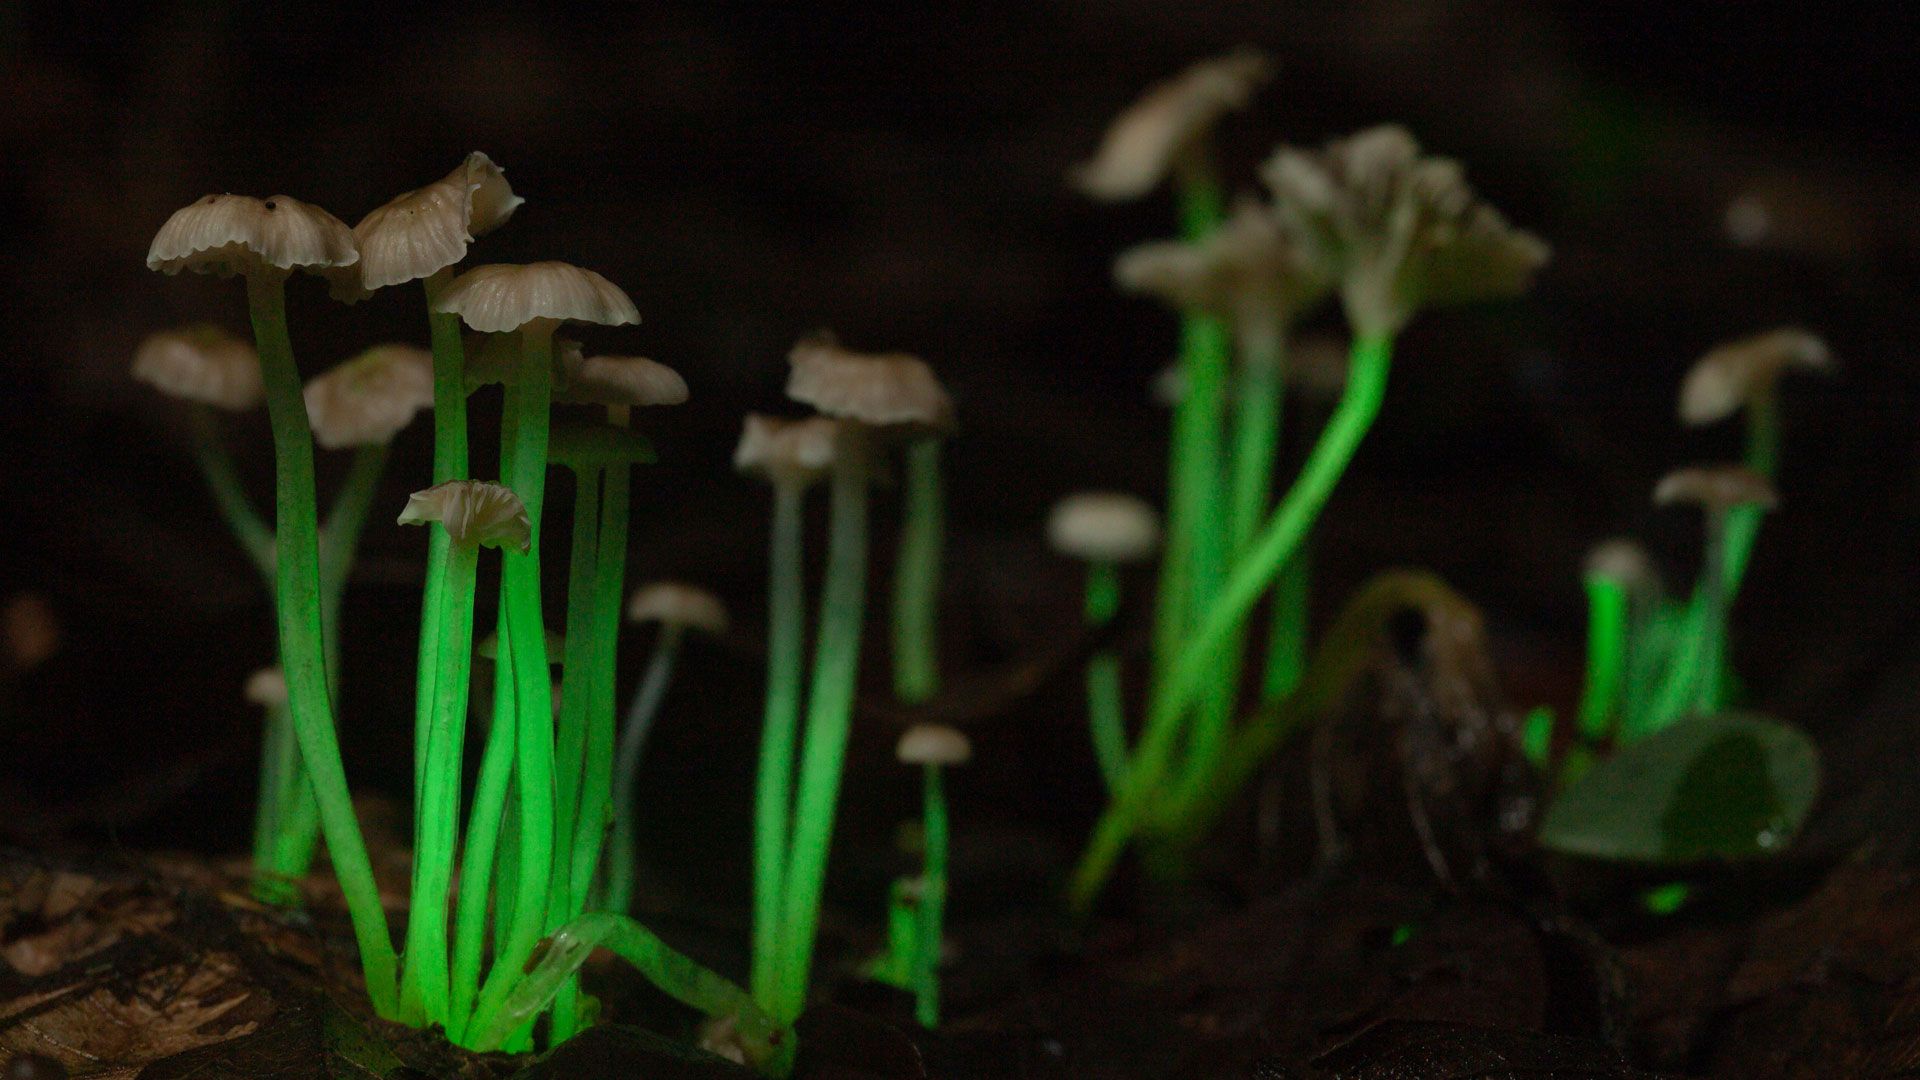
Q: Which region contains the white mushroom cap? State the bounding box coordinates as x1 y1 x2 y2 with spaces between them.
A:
556 354 689 408
1678 327 1833 426
244 667 287 708
303 344 435 449
1262 126 1549 338
132 324 263 410
147 194 358 279
337 152 525 300
1584 538 1658 590
625 581 728 635
1114 195 1330 327
432 262 640 334
397 480 532 551
1653 465 1779 514
1071 47 1273 202
1047 492 1162 564
734 413 842 488
896 723 972 766
786 334 955 431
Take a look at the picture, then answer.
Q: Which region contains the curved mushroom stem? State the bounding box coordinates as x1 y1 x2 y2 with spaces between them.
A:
891 438 944 703
185 403 276 580
550 467 603 935
1083 560 1130 795
752 481 808 1003
243 270 398 1016
770 440 870 1024
605 624 684 917
1073 333 1395 913
913 762 949 1028
448 651 517 1043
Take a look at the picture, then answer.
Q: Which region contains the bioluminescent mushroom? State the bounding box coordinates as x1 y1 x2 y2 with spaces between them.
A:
242 665 311 902
894 722 970 1028
396 479 532 1029
432 260 638 1045
1046 492 1162 794
1577 538 1664 750
768 333 950 1025
1653 465 1778 719
1071 47 1272 205
602 583 729 918
1072 126 1548 911
734 412 840 1001
146 191 399 1014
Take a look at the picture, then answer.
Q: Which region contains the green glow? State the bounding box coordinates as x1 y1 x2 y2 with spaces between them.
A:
448 657 517 1041
752 483 808 1003
1073 334 1395 912
244 270 397 1016
891 438 944 703
1578 576 1629 741
1389 922 1416 947
1521 706 1555 770
770 446 869 1024
606 625 682 917
1262 548 1311 704
570 455 632 910
1084 561 1130 794
913 763 949 1028
185 403 275 577
1642 881 1692 915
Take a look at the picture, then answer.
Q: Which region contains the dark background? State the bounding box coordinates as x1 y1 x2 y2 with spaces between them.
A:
3 1 1918 930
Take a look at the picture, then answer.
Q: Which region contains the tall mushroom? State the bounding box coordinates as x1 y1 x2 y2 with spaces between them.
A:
1653 466 1778 718
146 192 398 1015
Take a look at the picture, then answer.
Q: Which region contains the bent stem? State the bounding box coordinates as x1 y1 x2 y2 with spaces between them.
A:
245 271 397 1016
1071 334 1395 911
913 763 949 1029
752 482 808 1003
770 444 869 1024
891 438 943 704
1083 561 1130 794
186 403 275 579
606 624 683 917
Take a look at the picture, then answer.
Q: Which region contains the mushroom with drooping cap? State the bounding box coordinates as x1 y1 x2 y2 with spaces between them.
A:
1071 47 1273 203
397 479 533 553
1678 327 1832 429
1653 465 1778 721
145 189 396 1012
1048 492 1161 797
336 152 524 301
768 332 955 1023
893 721 970 1026
735 413 841 489
601 582 730 917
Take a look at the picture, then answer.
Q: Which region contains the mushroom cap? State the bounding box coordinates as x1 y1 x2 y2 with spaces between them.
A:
475 628 565 664
396 480 532 551
1653 465 1779 514
625 581 728 635
1114 195 1330 325
896 723 972 766
338 152 525 299
303 344 435 449
1262 125 1548 338
1071 47 1273 202
734 413 842 488
132 324 263 410
432 262 640 333
1678 327 1833 426
556 353 689 408
244 667 287 708
1584 538 1658 589
785 334 954 431
1047 492 1162 563
148 193 359 278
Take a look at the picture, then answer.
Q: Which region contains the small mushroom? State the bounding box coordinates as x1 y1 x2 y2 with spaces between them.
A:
1678 327 1832 428
894 721 969 1027
1654 465 1777 718
1071 47 1273 202
133 324 263 411
397 479 533 553
303 344 435 450
1047 492 1163 566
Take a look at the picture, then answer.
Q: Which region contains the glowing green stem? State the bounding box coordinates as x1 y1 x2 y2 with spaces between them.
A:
448 646 516 1042
913 763 948 1028
1071 334 1394 911
1083 561 1129 794
244 270 397 1015
550 467 603 932
606 626 681 917
752 482 808 1003
771 445 869 1024
1576 576 1629 742
891 439 944 704
185 403 275 580
1262 547 1311 704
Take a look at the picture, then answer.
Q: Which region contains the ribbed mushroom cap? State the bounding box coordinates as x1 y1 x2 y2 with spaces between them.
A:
625 581 728 635
303 344 434 449
1678 327 1833 426
132 324 263 410
734 413 842 488
1072 47 1273 202
244 667 287 708
896 723 972 766
556 354 689 408
336 152 525 300
786 335 954 431
1584 538 1658 589
1047 492 1162 564
1262 125 1549 338
475 628 565 664
1114 195 1330 327
397 480 531 552
432 262 639 334
148 194 358 279
1653 465 1779 514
